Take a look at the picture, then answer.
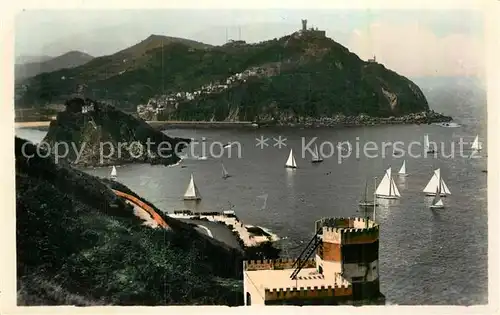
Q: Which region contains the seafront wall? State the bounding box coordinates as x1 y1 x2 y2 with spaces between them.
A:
264 284 353 301
14 120 256 130
15 109 453 130
244 258 315 271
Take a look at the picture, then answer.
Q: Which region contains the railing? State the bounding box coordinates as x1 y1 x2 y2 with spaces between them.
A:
290 228 323 280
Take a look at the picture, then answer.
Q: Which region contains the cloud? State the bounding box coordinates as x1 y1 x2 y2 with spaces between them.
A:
347 21 484 77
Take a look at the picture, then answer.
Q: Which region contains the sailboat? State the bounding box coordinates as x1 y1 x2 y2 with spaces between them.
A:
110 165 117 180
221 163 231 179
422 168 451 197
424 134 436 154
183 173 202 200
398 160 408 177
471 135 482 152
285 149 298 168
375 167 401 199
359 179 378 208
429 186 445 209
311 144 323 163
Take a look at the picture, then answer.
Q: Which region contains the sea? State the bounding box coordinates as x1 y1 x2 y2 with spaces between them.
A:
15 78 488 305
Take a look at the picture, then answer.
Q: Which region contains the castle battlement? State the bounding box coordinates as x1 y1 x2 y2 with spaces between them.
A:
317 217 378 229
243 215 383 305
264 283 353 300
320 217 379 244
244 258 315 271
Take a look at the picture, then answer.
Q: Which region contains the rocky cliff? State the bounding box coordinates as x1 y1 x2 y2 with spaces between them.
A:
16 32 436 121
42 97 190 167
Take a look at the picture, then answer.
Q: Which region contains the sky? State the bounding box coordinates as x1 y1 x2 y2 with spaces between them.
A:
14 9 485 78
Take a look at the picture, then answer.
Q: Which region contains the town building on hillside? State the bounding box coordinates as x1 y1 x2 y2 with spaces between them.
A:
368 55 377 63
81 104 94 113
243 217 385 305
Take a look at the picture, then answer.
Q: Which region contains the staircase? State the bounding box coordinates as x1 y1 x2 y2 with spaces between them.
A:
290 227 323 280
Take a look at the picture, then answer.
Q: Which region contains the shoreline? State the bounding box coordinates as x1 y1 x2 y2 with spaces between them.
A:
15 112 453 131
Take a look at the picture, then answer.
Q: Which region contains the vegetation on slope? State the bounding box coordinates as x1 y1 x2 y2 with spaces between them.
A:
16 33 429 119
16 136 245 305
15 51 94 81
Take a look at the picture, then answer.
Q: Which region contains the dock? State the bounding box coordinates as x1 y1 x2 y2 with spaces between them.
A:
168 210 279 248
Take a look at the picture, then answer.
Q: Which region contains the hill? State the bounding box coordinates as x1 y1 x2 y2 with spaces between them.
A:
15 51 94 81
15 136 245 305
16 31 432 120
42 97 190 167
116 34 212 57
15 55 53 64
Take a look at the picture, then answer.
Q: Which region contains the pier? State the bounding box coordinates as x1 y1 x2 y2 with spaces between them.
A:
168 210 279 248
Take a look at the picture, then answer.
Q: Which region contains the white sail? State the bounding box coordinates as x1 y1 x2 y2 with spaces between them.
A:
183 173 202 200
285 149 297 168
430 186 444 208
423 169 440 194
312 145 319 159
375 167 400 198
471 135 482 151
398 160 407 175
440 177 451 195
311 144 323 162
423 168 451 196
390 175 401 197
110 166 117 178
222 163 229 178
424 134 430 151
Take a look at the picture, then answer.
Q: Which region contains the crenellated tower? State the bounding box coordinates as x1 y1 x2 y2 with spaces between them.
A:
243 217 383 305
314 217 380 300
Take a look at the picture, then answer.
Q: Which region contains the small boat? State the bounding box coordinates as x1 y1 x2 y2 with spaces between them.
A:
183 173 202 201
482 170 487 173
311 144 323 163
398 160 408 177
471 135 482 152
375 167 401 199
423 168 451 197
429 187 445 209
221 163 231 179
424 134 436 154
435 122 460 128
359 179 378 208
197 155 208 160
285 149 298 169
110 165 117 180
223 142 233 149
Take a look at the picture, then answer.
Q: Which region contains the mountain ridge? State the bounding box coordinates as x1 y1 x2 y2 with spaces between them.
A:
15 51 94 81
16 31 436 122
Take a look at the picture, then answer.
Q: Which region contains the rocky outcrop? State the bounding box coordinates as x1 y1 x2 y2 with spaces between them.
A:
41 97 190 167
